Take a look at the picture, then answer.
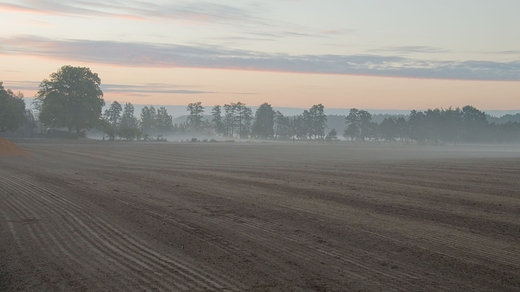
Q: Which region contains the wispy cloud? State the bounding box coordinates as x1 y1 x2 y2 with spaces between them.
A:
246 29 341 39
320 29 355 36
489 50 520 55
0 0 257 24
0 2 50 14
0 1 142 20
1 0 348 38
0 80 214 95
102 83 214 95
0 80 39 92
369 46 450 54
1 35 519 81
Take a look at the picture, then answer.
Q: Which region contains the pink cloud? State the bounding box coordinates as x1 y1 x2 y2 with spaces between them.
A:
0 2 60 15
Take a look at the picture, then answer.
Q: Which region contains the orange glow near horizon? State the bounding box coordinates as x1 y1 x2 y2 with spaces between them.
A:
2 55 519 111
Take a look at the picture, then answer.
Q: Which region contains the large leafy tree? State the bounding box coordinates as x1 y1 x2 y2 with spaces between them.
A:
0 82 27 132
35 66 104 135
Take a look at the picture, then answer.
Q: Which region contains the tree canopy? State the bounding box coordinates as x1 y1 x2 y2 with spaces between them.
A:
99 101 123 140
0 82 27 132
35 65 104 135
211 105 225 135
186 102 205 132
119 103 140 140
252 103 275 139
344 108 374 141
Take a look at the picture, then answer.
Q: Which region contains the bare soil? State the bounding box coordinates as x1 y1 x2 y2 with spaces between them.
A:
0 139 30 157
1 140 519 291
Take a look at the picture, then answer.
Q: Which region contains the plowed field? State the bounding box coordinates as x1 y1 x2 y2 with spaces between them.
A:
1 140 519 291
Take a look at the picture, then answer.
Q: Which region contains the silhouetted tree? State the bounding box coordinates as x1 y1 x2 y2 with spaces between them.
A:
309 104 327 139
35 65 104 135
156 107 174 133
242 109 253 137
395 116 409 142
424 109 443 143
274 111 292 139
233 102 253 138
119 102 140 140
187 101 205 132
252 103 275 139
104 101 122 128
99 101 123 140
223 103 236 136
379 117 397 142
441 107 463 144
462 105 489 143
408 110 426 142
0 82 27 132
97 118 115 140
140 106 158 134
359 110 373 141
493 121 520 143
302 110 313 139
291 115 308 140
344 108 372 141
211 105 225 135
325 128 338 141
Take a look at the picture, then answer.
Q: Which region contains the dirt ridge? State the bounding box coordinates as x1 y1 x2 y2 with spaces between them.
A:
0 138 30 157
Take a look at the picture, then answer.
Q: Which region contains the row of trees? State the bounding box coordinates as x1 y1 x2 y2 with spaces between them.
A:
1 65 519 143
183 102 329 140
0 66 176 141
98 101 174 140
181 101 520 143
343 106 520 143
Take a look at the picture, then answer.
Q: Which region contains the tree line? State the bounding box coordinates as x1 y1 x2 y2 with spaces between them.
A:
176 102 520 143
182 102 328 140
98 101 174 140
342 106 520 143
1 65 520 143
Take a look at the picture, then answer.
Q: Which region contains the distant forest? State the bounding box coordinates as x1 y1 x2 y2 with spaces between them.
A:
2 66 520 144
20 94 520 144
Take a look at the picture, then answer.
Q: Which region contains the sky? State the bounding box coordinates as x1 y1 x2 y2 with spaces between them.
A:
1 0 519 111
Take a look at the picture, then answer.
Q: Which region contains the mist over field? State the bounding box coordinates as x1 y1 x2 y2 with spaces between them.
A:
3 80 520 290
2 1 520 291
2 139 520 291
